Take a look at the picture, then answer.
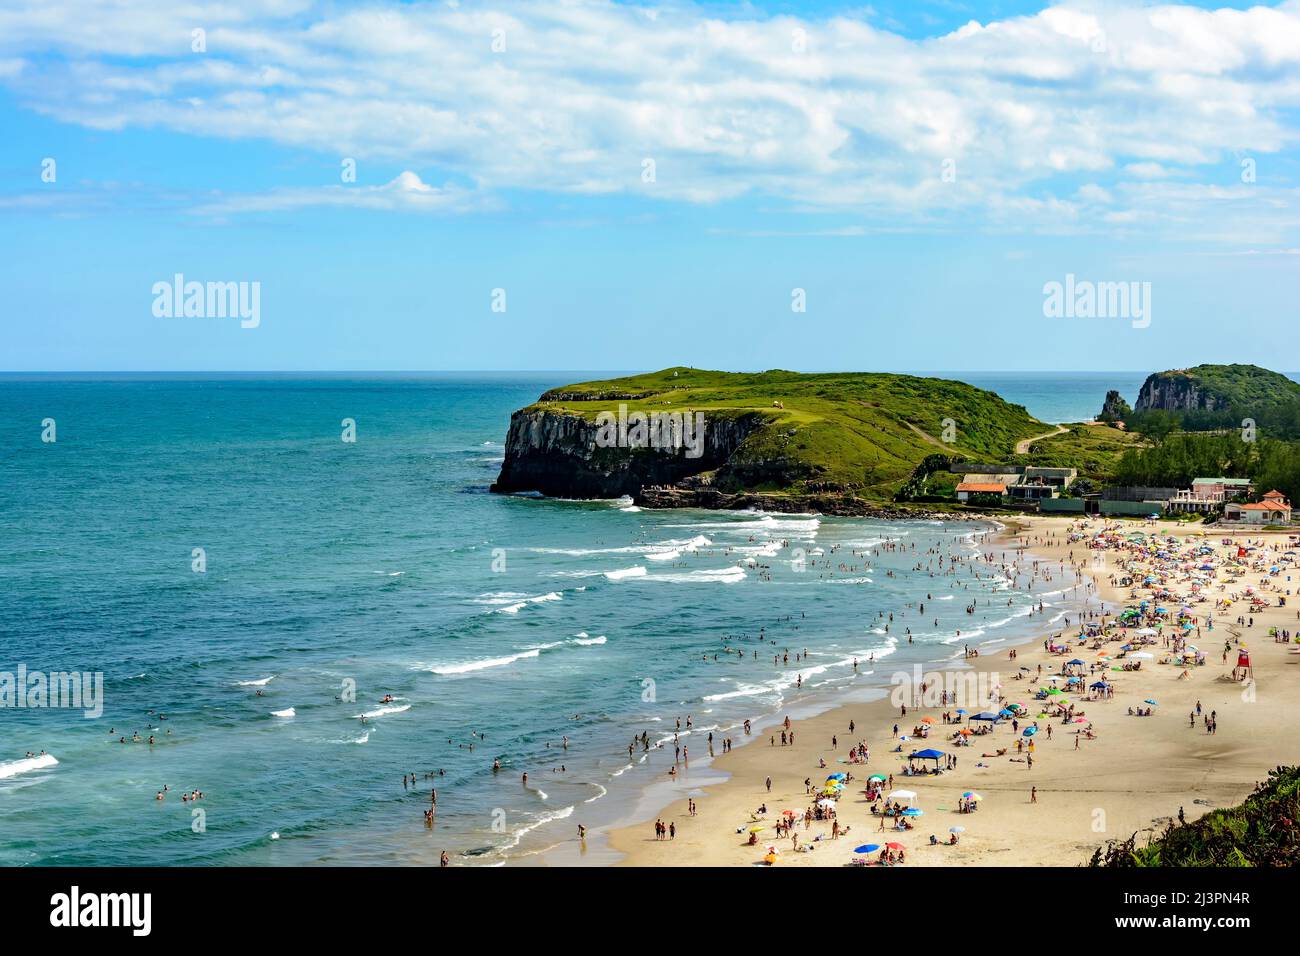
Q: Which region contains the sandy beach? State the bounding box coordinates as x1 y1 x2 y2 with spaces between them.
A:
604 515 1300 867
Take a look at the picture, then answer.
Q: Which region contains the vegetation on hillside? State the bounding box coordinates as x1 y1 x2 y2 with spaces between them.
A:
1128 364 1300 440
1011 422 1147 484
1089 766 1300 867
1108 433 1300 501
532 367 1049 498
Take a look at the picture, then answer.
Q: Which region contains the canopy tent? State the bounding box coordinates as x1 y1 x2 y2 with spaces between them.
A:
908 748 946 762
968 712 1002 722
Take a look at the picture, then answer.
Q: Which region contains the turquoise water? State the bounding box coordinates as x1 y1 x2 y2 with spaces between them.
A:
0 372 1114 865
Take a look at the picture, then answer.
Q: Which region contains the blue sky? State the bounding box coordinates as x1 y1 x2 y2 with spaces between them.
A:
1 0 1297 372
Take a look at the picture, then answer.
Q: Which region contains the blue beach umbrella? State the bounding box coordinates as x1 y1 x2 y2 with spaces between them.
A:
1022 727 1036 736
855 844 881 854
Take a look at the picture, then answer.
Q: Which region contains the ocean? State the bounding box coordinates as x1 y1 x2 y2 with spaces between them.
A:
0 371 1129 865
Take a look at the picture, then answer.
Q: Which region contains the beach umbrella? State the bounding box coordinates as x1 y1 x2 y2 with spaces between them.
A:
867 774 887 782
885 842 906 850
950 826 966 833
816 798 837 808
855 844 881 854
748 825 766 832
902 808 923 817
920 717 935 724
1144 699 1158 706
955 709 967 715
887 790 917 802
1022 727 1036 736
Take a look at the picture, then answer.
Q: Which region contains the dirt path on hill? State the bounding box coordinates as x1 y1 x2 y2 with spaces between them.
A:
1015 424 1069 454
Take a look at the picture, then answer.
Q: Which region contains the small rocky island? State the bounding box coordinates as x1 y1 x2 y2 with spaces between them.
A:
491 367 1051 513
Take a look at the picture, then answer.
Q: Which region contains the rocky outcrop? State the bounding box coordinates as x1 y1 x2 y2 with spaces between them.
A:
490 408 767 499
637 485 963 519
1135 371 1227 413
1098 389 1132 422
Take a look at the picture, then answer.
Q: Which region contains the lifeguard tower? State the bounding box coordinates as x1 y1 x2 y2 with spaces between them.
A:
1233 646 1253 681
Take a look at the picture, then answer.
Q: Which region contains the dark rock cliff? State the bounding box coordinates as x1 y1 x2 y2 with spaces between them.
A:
1098 389 1132 422
490 408 766 499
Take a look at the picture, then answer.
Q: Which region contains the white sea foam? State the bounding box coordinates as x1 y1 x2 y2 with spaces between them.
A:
271 707 296 718
431 650 541 674
425 635 603 675
496 804 575 854
236 676 276 686
527 535 711 557
604 566 647 580
495 591 564 613
646 566 746 584
469 591 528 605
0 753 58 779
353 703 411 719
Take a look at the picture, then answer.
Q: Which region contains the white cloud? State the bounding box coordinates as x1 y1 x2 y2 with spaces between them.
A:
0 0 1298 236
190 171 489 216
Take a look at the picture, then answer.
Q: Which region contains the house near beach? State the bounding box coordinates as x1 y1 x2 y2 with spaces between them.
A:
955 481 1007 502
1223 490 1292 525
1166 477 1254 515
952 464 1076 503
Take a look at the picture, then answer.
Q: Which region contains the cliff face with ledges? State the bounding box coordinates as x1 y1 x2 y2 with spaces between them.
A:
490 408 766 499
1135 372 1226 413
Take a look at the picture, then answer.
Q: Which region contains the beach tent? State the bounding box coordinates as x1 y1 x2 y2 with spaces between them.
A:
909 748 946 761
887 790 917 802
968 711 1001 722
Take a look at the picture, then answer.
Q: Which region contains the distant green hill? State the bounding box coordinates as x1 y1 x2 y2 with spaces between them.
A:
1130 364 1300 438
493 367 1050 501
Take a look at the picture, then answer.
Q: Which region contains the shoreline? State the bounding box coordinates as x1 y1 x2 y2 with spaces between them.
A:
593 514 1300 867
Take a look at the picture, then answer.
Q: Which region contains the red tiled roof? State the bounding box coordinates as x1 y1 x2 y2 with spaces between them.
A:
1241 501 1290 512
1262 490 1287 500
957 482 1006 494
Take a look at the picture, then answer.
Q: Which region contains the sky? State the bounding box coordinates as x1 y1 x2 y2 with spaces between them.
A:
0 0 1297 372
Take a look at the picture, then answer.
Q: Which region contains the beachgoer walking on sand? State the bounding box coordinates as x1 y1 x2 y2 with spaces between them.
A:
765 775 772 792
1031 786 1037 803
